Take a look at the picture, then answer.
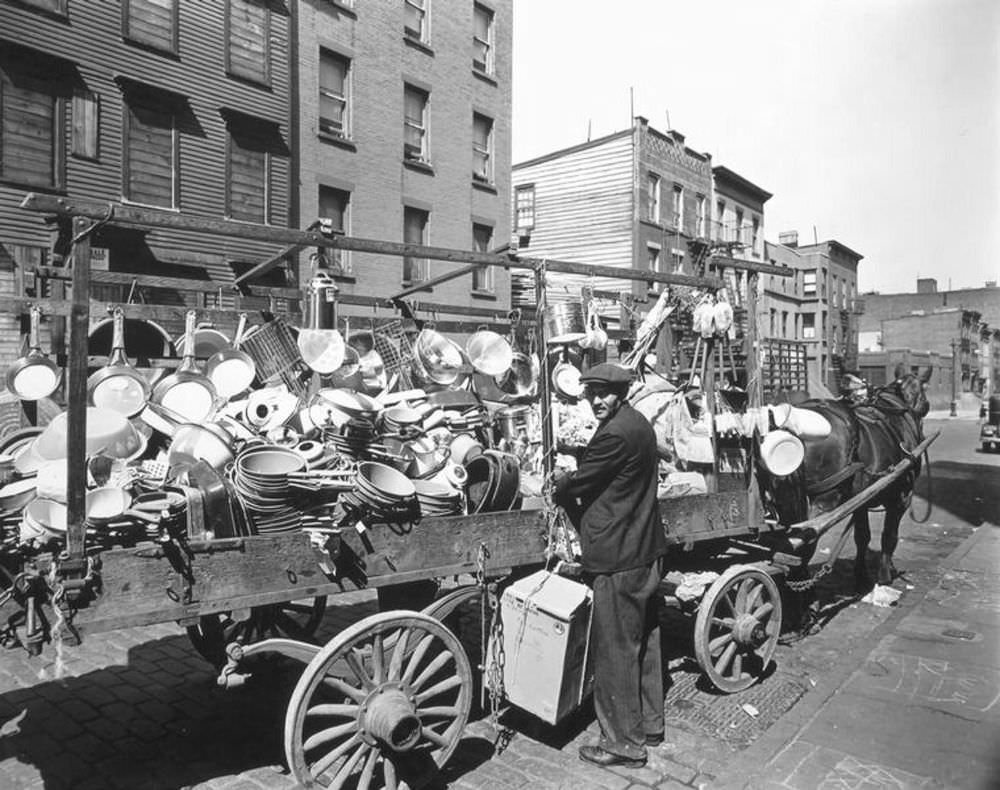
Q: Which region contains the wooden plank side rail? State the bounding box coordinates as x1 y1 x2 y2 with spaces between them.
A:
789 430 940 540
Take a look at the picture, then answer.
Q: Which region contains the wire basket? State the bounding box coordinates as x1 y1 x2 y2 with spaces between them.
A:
239 318 310 395
373 319 416 390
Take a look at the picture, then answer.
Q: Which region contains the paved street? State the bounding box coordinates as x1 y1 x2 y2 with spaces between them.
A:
0 415 996 789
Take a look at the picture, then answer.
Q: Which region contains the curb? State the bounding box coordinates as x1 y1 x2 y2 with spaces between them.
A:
710 524 991 789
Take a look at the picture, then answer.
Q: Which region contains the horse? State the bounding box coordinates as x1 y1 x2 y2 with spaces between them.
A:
761 369 931 591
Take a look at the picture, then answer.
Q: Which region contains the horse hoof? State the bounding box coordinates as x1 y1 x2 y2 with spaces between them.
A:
854 572 872 594
878 560 896 586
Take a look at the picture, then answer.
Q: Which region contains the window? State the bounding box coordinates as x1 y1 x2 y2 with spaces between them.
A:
404 0 428 42
318 186 351 273
647 244 660 272
319 50 350 138
716 199 725 240
696 194 707 237
472 113 493 182
71 90 99 160
123 0 179 53
671 248 684 273
515 184 535 231
403 206 429 283
672 184 683 231
403 84 429 162
751 215 760 255
473 3 494 74
781 311 789 339
802 313 816 339
472 223 494 292
123 90 177 207
647 173 660 222
735 208 744 244
226 125 270 223
19 0 66 14
0 63 66 189
803 270 817 297
227 0 270 86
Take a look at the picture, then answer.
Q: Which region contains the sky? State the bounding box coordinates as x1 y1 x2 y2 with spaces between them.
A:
511 0 1000 295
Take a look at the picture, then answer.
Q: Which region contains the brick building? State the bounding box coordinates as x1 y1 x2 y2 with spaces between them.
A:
764 233 863 394
295 0 512 307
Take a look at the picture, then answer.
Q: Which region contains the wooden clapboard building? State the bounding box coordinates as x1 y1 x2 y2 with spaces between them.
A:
0 0 294 372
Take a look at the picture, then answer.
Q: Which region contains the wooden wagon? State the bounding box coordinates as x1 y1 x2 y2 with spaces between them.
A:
0 195 933 788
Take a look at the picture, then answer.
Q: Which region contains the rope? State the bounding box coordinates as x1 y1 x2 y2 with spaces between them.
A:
908 446 933 524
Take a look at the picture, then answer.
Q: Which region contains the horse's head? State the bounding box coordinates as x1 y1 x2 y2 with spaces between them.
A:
894 369 930 421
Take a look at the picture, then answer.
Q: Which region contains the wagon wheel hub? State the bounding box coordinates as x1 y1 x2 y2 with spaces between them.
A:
357 681 421 752
733 614 767 649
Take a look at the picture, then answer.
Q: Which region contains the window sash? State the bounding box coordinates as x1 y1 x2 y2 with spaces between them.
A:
71 89 99 159
1 74 65 189
672 185 683 230
403 207 429 282
404 0 426 40
319 52 349 136
648 175 660 222
404 86 427 160
472 223 494 291
227 129 268 223
318 185 351 273
473 4 493 73
227 0 270 85
124 96 176 207
515 185 535 230
124 0 179 53
472 114 492 181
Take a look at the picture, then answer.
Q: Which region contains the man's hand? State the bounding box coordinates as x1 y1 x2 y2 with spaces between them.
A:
551 467 570 489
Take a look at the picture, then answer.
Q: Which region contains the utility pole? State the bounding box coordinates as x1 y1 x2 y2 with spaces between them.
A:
950 338 959 417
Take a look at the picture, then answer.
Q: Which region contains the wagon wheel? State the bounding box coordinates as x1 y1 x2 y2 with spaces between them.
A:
693 565 782 693
285 611 472 790
186 596 328 667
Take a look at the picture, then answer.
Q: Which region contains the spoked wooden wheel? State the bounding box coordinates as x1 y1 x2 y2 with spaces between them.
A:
285 611 472 790
693 565 782 693
186 596 328 666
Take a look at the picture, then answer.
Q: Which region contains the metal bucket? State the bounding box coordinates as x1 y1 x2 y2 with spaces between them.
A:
542 301 586 345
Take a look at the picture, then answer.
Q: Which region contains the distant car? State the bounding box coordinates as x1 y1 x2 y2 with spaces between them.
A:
982 422 999 452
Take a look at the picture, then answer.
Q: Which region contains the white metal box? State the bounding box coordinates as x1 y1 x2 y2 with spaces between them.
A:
488 570 593 724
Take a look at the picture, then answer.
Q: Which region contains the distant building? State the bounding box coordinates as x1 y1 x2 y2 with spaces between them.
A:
763 233 863 393
510 115 715 307
859 278 1000 398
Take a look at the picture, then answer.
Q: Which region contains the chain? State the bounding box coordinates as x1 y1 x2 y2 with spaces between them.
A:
785 520 856 592
475 542 513 753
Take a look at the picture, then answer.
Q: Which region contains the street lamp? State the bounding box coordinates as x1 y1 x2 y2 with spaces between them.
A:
950 338 958 417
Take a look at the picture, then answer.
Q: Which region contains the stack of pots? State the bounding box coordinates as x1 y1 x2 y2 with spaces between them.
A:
231 445 307 533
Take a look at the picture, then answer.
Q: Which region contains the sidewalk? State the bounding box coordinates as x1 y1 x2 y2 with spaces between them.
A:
713 523 1000 790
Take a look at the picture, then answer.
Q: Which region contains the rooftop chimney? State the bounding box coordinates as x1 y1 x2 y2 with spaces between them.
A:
778 230 798 248
917 277 937 294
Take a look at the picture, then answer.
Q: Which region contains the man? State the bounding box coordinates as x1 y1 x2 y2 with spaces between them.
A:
553 362 667 769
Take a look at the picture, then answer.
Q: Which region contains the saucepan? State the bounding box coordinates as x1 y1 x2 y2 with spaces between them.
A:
151 311 218 423
205 313 257 401
466 326 513 378
88 307 151 418
85 485 160 526
6 306 61 402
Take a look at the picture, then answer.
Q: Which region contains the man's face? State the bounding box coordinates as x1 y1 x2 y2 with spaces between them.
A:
584 383 624 424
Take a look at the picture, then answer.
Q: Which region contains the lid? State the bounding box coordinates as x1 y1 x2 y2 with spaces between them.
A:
503 569 591 620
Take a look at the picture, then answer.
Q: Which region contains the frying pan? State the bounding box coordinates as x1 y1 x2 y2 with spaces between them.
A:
297 274 346 375
88 307 151 417
6 306 61 402
151 311 218 423
205 313 256 400
85 485 160 526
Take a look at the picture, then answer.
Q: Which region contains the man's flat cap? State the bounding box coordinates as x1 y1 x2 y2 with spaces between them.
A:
579 363 634 385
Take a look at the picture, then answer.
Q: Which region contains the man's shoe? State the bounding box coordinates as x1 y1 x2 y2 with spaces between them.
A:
579 744 646 769
644 733 664 747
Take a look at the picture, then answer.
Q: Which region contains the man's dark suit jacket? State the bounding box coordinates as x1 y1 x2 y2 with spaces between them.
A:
554 403 666 574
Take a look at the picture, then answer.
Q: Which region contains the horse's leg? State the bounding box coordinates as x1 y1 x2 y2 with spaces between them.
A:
853 508 872 593
879 499 902 585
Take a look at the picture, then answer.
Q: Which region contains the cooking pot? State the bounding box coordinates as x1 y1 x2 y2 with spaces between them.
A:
464 450 521 513
152 311 218 423
85 486 159 526
33 407 145 461
0 478 37 512
542 301 586 345
88 307 151 417
496 352 539 398
466 327 513 378
174 324 231 359
413 328 464 387
167 421 236 475
205 313 257 401
297 273 346 375
6 306 61 402
759 429 805 477
551 357 583 402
